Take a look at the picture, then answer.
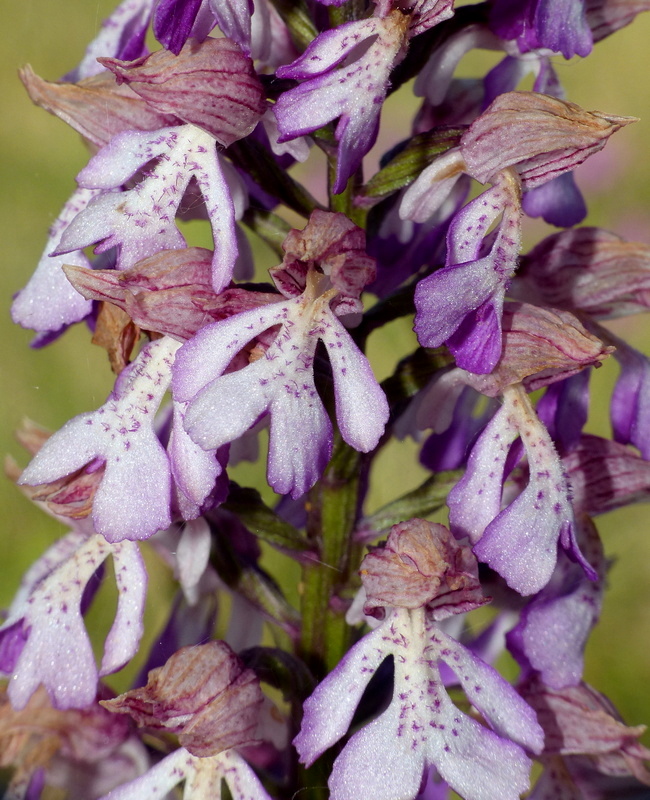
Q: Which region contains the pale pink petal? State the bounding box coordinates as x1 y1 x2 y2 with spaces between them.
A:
182 358 272 450
176 517 212 597
20 338 180 542
321 313 389 452
100 540 147 675
56 125 238 290
435 630 543 752
8 535 113 709
172 301 288 402
11 187 99 332
268 381 332 497
99 748 191 799
294 623 389 765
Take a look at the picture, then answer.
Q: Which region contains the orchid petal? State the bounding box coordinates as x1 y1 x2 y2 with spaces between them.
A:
172 301 287 402
322 313 389 452
66 0 154 81
100 540 147 675
275 14 410 193
294 623 389 765
56 125 238 291
20 338 180 542
11 188 99 333
100 748 191 799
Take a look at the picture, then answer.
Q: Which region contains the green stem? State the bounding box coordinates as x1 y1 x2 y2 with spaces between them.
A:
268 0 318 51
328 159 367 227
327 0 367 26
299 437 362 678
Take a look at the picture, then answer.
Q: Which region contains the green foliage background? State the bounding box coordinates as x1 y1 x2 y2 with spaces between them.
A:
1 0 650 740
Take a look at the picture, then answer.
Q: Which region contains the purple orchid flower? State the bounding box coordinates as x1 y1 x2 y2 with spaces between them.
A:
64 0 155 82
295 520 544 800
173 211 388 498
0 532 146 710
535 369 591 452
275 12 412 194
404 92 630 372
609 335 650 460
52 125 239 292
506 516 605 688
297 610 542 800
488 0 593 58
448 384 595 595
154 0 253 55
413 172 522 373
19 337 181 542
173 269 388 498
11 187 100 334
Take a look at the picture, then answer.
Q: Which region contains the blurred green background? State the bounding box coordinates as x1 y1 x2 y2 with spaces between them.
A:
1 0 650 739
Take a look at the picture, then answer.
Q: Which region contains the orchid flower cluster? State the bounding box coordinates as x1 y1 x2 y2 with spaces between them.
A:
5 0 650 798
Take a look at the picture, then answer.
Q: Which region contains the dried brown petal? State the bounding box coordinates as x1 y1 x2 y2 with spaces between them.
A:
19 66 177 148
13 418 52 458
6 420 103 519
564 434 650 515
0 685 132 789
463 302 613 397
270 210 376 312
92 301 141 375
517 227 650 319
18 463 104 519
64 248 279 341
520 675 650 783
101 641 263 758
100 38 267 147
360 518 487 618
461 91 635 186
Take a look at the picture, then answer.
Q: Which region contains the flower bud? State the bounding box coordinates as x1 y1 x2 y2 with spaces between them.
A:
269 210 376 315
460 91 635 187
360 518 487 619
517 226 650 318
463 301 613 397
564 434 650 515
100 37 266 146
520 674 650 770
101 641 263 758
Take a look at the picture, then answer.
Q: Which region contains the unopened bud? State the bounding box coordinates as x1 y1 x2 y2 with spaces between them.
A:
101 642 263 758
100 38 266 147
360 518 487 619
461 91 635 187
464 301 613 397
